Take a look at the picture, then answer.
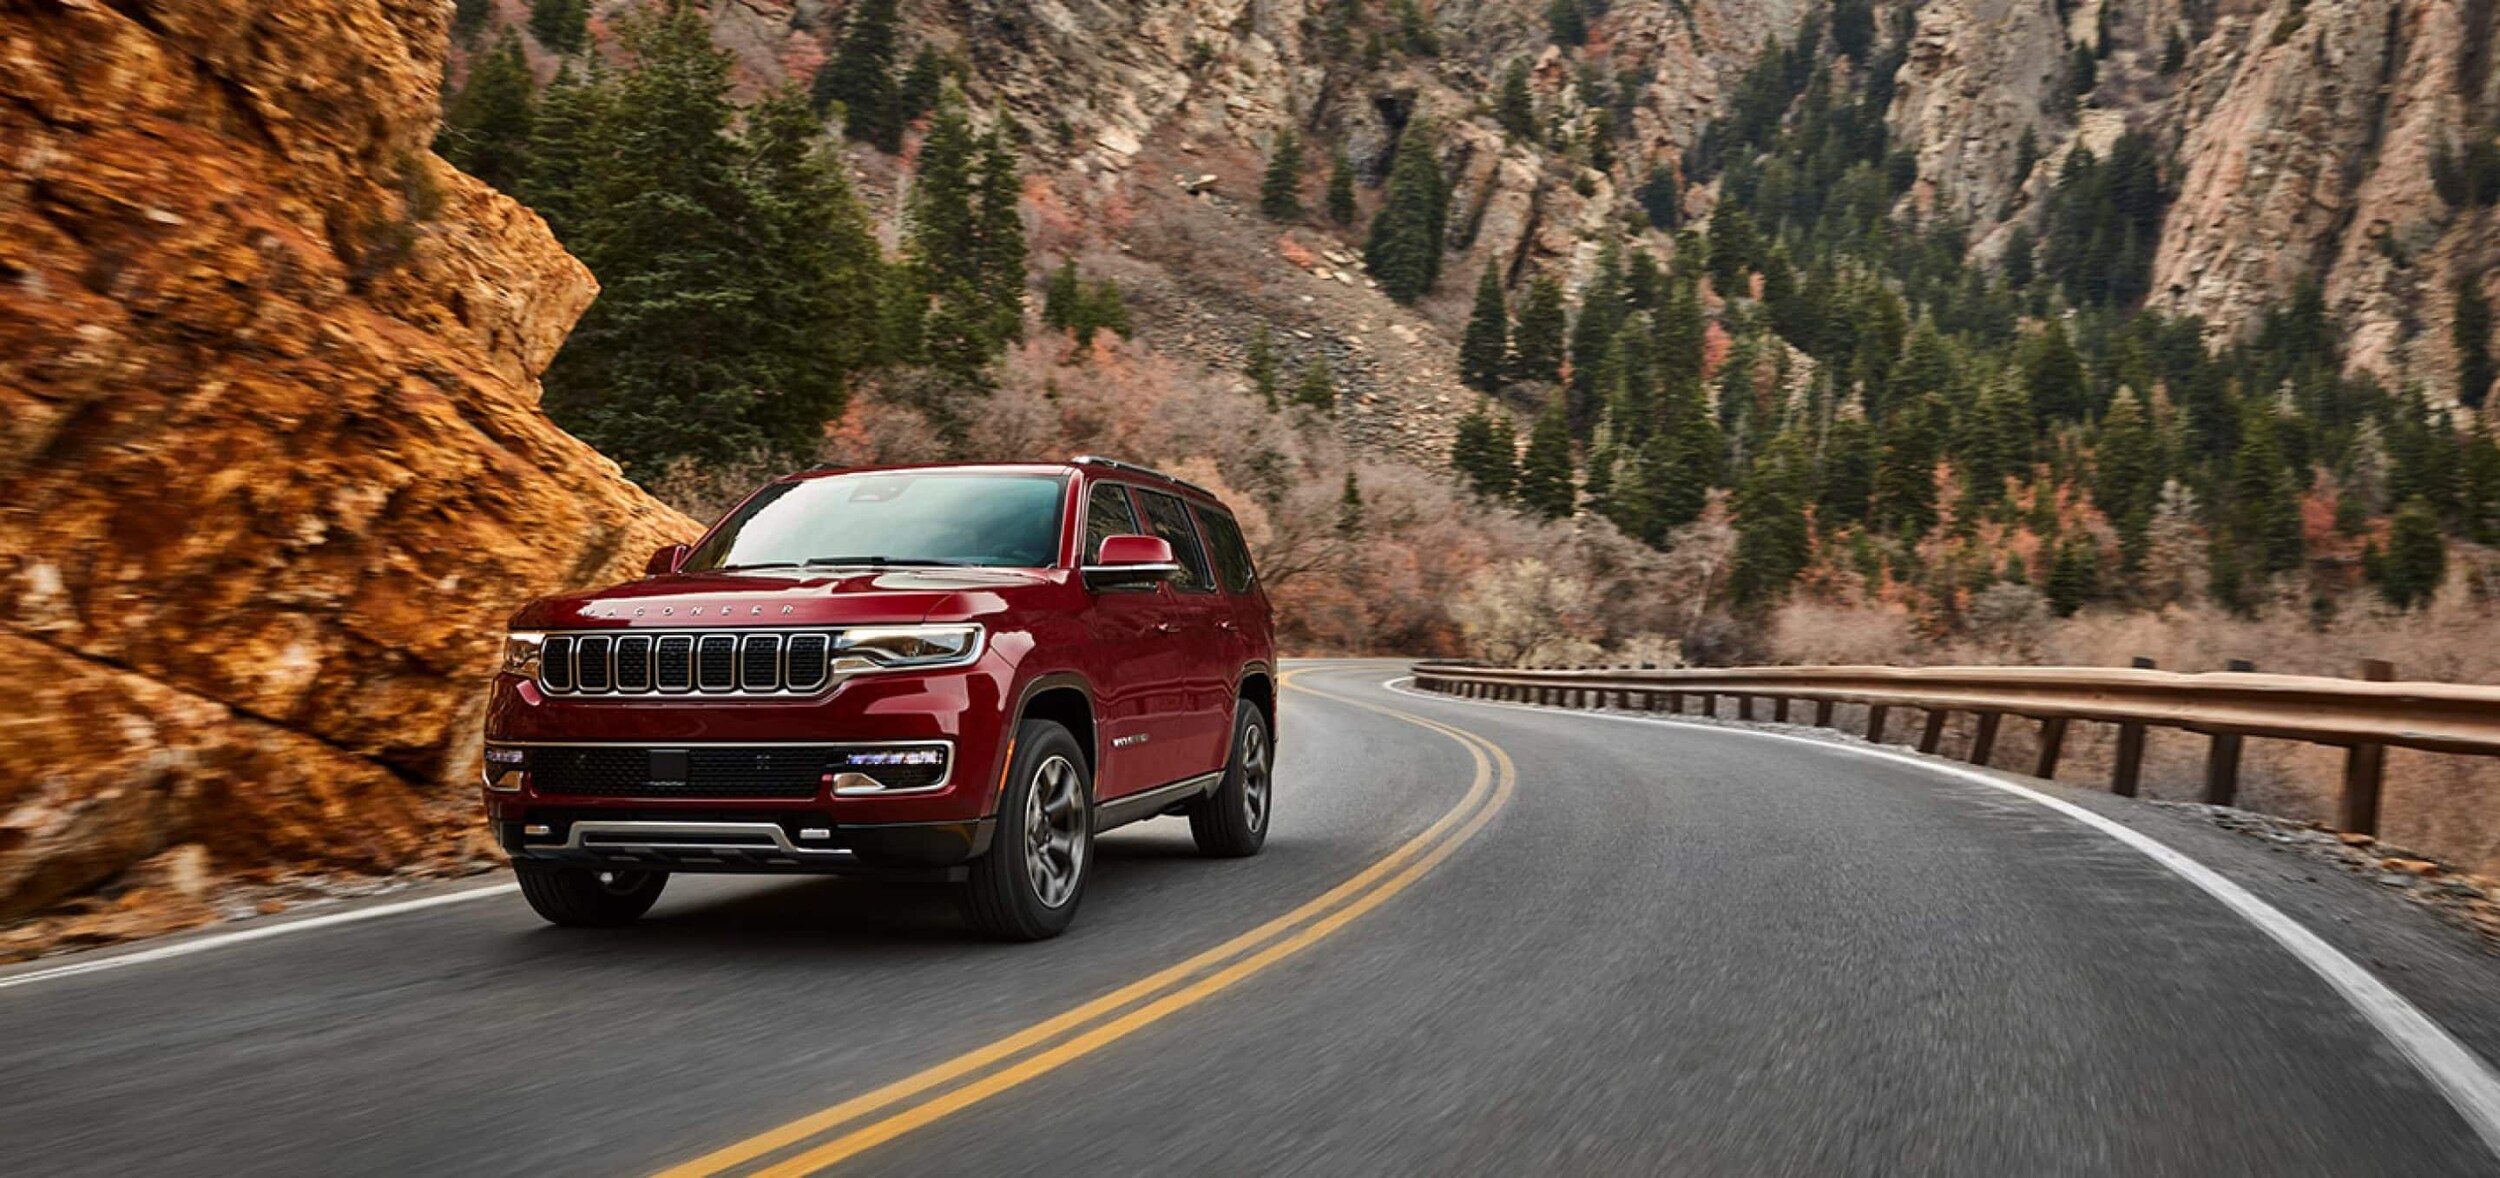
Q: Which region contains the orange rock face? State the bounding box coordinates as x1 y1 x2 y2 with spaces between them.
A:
0 0 695 924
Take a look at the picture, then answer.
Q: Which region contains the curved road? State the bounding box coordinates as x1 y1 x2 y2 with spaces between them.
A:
7 660 2500 1175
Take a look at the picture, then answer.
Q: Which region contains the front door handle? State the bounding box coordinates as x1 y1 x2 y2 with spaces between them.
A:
1154 620 1179 633
1216 619 1238 632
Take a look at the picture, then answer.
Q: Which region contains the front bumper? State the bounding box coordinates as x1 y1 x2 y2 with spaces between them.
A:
494 810 994 876
481 653 1016 828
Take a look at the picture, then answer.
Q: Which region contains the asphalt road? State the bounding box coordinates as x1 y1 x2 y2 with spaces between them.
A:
7 660 2500 1175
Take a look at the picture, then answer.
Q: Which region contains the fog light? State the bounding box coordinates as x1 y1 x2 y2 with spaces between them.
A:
524 824 551 837
799 828 832 841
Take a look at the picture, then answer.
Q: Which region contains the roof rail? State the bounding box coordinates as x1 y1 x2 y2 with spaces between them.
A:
1070 455 1218 500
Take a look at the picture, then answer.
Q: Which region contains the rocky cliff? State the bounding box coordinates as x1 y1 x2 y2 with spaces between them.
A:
0 0 693 945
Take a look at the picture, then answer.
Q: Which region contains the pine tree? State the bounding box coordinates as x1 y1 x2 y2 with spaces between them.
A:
736 84 891 448
1874 394 1943 536
1077 278 1129 348
436 31 536 195
819 0 902 151
1485 409 1520 500
1511 275 1568 384
1042 260 1083 334
1567 240 1629 431
1460 265 1511 392
907 97 981 374
2095 387 2161 567
1393 0 1439 55
520 61 611 245
1452 402 1497 492
2046 538 2100 616
1245 324 1280 409
544 6 774 470
1732 429 1813 604
1819 410 1877 525
1363 121 1445 303
1326 149 1358 225
2232 406 2306 575
2022 319 2090 422
1338 471 1366 537
1294 359 1338 413
1517 402 1578 519
1260 129 1305 220
528 0 590 54
2457 275 2494 410
898 48 947 124
971 124 1030 346
1706 202 1759 296
1497 60 1536 139
2462 420 2500 544
1546 0 1588 47
2373 497 2447 609
452 0 491 46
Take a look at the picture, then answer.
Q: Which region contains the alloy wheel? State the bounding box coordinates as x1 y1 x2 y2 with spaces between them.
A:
1023 754 1087 908
1240 723 1271 833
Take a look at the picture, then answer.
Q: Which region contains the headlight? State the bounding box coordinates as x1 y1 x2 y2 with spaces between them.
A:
501 631 545 678
831 624 983 672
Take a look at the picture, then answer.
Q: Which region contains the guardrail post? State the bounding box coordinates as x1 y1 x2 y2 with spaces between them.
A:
1813 699 1834 728
1773 697 1791 723
1918 709 1948 754
1738 695 1755 721
1666 690 1684 713
1969 712 2000 766
1699 692 1717 718
2340 659 2395 835
2035 717 2068 779
1866 705 1890 744
2112 657 2153 796
2205 659 2254 805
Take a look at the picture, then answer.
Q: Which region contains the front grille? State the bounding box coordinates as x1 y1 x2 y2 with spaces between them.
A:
537 630 844 698
522 744 949 799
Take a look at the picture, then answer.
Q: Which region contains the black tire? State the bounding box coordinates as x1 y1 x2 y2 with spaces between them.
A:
1189 702 1272 858
514 863 668 927
962 719 1093 941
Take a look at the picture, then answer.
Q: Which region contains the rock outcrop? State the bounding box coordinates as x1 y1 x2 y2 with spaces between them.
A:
2150 0 2499 395
0 0 694 930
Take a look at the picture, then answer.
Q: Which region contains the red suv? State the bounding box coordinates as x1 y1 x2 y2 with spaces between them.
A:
482 458 1276 940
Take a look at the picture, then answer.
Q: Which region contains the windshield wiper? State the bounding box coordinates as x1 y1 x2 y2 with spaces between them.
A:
801 556 978 568
710 561 802 572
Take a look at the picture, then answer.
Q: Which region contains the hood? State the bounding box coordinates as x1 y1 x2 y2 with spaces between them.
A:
509 567 1058 630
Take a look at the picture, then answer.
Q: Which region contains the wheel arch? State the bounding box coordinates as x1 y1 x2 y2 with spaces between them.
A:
1012 672 1098 792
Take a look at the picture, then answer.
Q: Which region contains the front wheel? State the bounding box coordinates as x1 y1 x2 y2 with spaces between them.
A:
1189 703 1271 858
514 863 668 927
962 719 1093 941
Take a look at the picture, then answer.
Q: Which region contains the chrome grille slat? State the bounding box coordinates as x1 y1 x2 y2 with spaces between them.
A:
614 635 654 692
697 635 738 692
655 636 694 692
541 635 576 692
740 634 782 693
575 635 613 692
536 631 850 698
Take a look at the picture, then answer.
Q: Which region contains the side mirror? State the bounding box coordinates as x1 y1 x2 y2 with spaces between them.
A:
1082 534 1180 591
645 543 690 577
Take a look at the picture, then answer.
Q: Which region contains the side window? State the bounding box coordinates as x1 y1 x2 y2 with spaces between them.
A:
1083 482 1139 562
1134 489 1214 593
1195 507 1257 594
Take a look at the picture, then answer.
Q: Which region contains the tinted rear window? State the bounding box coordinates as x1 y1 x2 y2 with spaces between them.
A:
1134 489 1213 592
1196 507 1257 594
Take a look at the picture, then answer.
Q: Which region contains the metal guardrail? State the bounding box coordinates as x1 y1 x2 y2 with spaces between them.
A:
1409 660 2500 837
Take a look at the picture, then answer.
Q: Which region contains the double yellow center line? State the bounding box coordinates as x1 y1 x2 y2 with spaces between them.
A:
657 670 1518 1176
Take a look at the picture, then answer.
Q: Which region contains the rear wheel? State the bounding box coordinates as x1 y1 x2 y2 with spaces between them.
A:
514 863 668 927
962 719 1093 941
1189 702 1271 858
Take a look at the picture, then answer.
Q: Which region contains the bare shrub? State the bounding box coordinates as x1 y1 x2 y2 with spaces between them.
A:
1453 558 1599 665
1770 599 1919 665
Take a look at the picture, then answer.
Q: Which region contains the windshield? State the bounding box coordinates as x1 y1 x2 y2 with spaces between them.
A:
683 472 1069 572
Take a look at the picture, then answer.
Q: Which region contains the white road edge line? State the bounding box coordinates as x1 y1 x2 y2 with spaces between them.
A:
0 881 519 994
1383 675 2500 1160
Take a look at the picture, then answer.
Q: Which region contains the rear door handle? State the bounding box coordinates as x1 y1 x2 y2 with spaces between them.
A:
1155 621 1179 633
1216 620 1238 632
